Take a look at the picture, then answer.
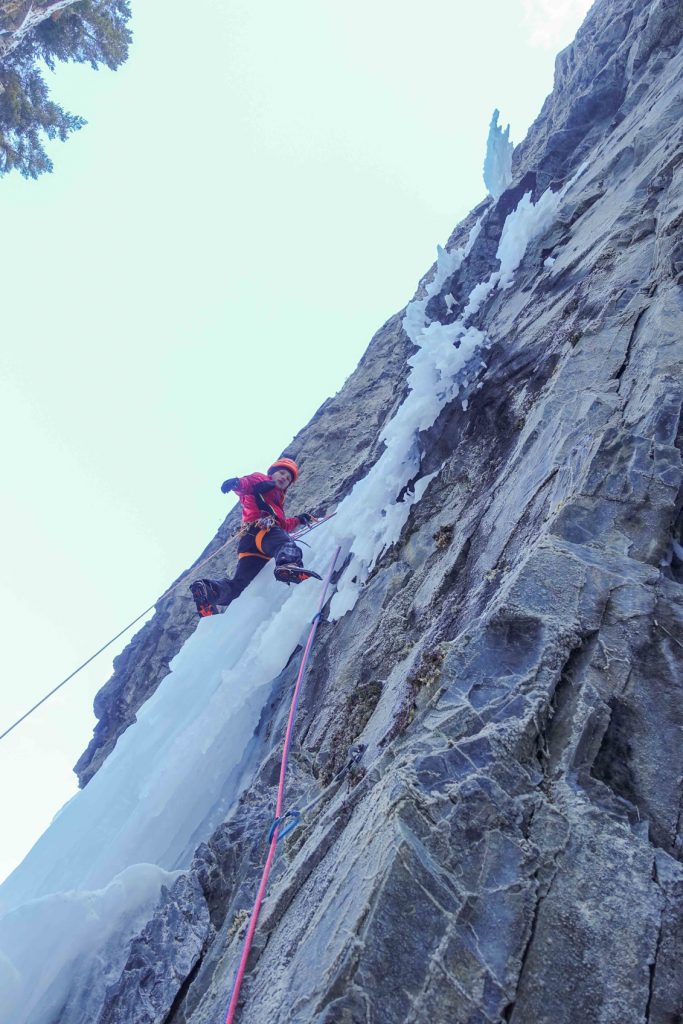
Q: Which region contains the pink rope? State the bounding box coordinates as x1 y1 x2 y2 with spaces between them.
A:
1 515 339 744
225 545 341 1024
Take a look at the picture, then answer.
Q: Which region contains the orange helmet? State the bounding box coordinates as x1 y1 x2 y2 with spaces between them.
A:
268 457 299 482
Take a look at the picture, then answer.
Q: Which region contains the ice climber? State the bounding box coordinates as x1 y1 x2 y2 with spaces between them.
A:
189 457 321 616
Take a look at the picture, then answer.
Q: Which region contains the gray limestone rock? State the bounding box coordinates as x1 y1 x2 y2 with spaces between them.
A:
96 874 211 1024
67 2 683 1023
74 309 414 786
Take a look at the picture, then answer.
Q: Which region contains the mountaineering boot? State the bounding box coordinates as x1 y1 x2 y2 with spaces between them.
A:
189 579 220 617
273 563 322 586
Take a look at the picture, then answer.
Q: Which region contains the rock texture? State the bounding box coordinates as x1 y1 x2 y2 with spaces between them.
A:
81 2 683 1022
74 308 415 786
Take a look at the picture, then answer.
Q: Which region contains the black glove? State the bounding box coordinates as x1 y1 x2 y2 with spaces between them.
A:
221 477 239 494
298 512 315 527
252 478 276 495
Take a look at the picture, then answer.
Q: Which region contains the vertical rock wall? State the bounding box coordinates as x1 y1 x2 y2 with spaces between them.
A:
73 1 683 1021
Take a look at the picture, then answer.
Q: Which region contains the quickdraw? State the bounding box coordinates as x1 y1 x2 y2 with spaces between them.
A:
267 744 365 845
234 515 275 540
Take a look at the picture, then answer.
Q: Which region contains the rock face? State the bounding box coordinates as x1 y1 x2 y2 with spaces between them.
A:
80 1 683 1022
73 308 414 785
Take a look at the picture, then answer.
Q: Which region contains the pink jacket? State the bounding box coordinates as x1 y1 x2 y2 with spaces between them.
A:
235 473 301 532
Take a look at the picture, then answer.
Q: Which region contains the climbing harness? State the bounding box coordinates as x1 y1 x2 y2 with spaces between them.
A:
236 515 275 540
240 512 338 543
0 515 338 743
224 545 342 1024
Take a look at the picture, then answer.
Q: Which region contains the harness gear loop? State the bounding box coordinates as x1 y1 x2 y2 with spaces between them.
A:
236 515 275 540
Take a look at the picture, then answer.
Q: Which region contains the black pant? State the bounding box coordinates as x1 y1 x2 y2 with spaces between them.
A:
208 524 303 607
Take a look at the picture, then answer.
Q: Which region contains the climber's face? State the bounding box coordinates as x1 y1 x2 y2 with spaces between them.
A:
271 468 293 491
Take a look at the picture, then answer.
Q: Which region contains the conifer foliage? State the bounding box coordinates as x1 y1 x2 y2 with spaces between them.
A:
0 1 131 178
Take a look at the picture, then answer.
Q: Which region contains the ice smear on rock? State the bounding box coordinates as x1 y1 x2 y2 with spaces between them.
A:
0 560 346 1023
0 169 579 1024
330 177 579 620
401 228 481 344
483 109 513 199
0 863 177 1024
464 169 585 322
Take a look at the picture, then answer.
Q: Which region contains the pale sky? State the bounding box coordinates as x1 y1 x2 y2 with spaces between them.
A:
0 0 592 882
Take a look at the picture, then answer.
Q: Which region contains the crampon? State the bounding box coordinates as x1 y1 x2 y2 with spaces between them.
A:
274 563 323 586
